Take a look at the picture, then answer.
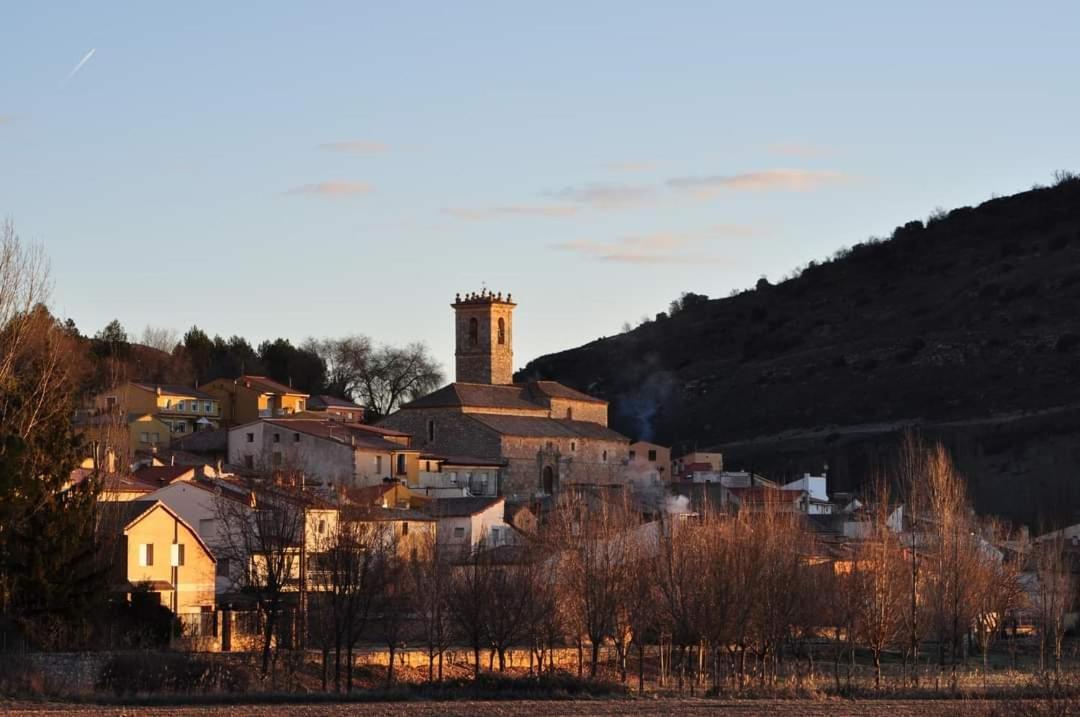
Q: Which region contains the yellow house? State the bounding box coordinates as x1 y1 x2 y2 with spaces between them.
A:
105 499 217 616
93 382 222 443
201 375 309 425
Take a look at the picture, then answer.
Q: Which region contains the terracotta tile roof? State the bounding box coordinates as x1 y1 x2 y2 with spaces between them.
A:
262 419 411 451
401 383 545 411
423 496 504 518
131 383 215 400
523 380 606 405
132 465 196 486
309 395 365 410
465 413 629 442
343 506 434 522
345 483 398 506
236 375 309 396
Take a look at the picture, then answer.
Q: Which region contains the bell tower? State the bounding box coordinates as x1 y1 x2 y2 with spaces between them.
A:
452 290 515 385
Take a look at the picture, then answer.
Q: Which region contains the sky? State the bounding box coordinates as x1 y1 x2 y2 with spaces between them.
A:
3 2 1079 376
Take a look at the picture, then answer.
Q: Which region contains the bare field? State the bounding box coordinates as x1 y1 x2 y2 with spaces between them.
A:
0 699 1067 717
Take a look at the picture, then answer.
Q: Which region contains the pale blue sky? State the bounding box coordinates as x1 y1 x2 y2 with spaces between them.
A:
3 2 1078 374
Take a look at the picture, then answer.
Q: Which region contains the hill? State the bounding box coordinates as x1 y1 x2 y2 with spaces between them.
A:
518 176 1080 525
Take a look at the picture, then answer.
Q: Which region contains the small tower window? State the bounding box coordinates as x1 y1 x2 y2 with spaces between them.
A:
469 318 479 346
497 317 506 345
427 419 435 443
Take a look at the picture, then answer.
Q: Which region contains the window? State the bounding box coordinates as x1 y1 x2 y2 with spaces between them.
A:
273 433 281 443
297 399 305 411
171 543 185 567
648 449 657 461
244 455 254 469
165 399 172 409
397 454 406 475
204 401 212 413
190 401 199 413
453 526 465 539
294 433 300 443
497 317 506 344
216 557 230 577
401 521 409 536
629 450 636 460
468 317 478 345
318 519 327 535
375 455 383 474
246 433 254 443
602 450 607 462
175 422 186 434
566 407 573 420
427 419 435 443
106 396 117 410
570 441 576 452
138 543 154 567
151 432 160 443
198 518 215 535
140 431 149 443
179 401 187 411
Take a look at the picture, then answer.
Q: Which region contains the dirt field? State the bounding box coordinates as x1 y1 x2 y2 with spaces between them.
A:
0 698 1068 717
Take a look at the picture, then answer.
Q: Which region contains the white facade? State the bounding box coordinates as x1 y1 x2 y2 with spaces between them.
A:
227 420 396 488
431 498 511 550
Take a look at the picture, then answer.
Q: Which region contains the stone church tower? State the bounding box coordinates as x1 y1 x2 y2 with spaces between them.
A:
453 290 515 384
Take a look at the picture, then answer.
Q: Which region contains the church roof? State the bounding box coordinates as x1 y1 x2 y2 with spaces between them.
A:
400 381 606 411
402 383 547 411
523 380 606 405
465 413 629 442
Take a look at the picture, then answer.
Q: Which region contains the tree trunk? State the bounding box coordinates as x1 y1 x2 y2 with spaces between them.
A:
346 643 354 692
638 643 645 695
590 639 600 678
387 644 396 688
474 644 482 678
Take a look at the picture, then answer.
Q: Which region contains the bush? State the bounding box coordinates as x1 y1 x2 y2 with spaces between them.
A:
96 652 251 695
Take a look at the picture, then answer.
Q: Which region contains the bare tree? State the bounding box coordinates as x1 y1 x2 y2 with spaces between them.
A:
139 325 180 353
1033 531 1075 681
215 481 306 676
447 543 493 677
373 534 413 688
409 531 453 681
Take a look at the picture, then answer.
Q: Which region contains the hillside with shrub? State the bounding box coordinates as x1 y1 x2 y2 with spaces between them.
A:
519 175 1080 524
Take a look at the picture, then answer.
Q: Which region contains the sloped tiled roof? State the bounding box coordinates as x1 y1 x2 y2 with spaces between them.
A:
402 383 545 411
523 380 606 405
132 383 215 400
262 419 410 451
423 496 504 518
309 395 365 410
466 413 628 442
236 375 309 396
132 465 196 485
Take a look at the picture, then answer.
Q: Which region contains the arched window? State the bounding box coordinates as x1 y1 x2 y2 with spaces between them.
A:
566 407 573 420
497 317 506 345
468 317 479 346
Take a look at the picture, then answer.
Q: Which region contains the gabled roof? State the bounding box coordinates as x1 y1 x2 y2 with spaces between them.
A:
466 413 628 442
522 380 606 405
423 496 504 518
309 395 365 410
132 465 196 486
131 383 215 400
258 419 411 452
235 375 309 396
108 499 216 562
402 383 546 411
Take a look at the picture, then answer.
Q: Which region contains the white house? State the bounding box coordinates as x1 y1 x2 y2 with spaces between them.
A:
423 496 511 550
226 418 419 488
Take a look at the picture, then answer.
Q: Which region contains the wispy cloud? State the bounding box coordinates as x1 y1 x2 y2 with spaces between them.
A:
766 142 833 158
545 182 656 208
443 205 579 221
64 48 96 82
284 180 373 197
604 161 656 173
553 226 757 265
317 141 389 154
668 169 851 196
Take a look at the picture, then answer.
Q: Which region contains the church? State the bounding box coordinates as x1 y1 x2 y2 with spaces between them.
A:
379 291 631 498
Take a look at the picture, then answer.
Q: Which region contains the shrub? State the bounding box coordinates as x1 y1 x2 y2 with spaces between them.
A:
96 652 251 695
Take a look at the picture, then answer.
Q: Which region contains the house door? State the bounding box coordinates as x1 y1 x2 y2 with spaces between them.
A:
542 466 555 494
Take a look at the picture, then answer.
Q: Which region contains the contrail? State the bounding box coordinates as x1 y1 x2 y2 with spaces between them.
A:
65 48 96 82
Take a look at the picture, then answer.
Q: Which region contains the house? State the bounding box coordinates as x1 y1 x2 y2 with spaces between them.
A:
201 375 309 425
672 451 725 479
415 453 505 498
627 441 670 482
345 482 427 511
423 496 511 549
93 382 222 440
780 473 833 514
226 418 420 488
307 395 366 423
379 291 632 499
103 499 217 617
341 505 437 557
